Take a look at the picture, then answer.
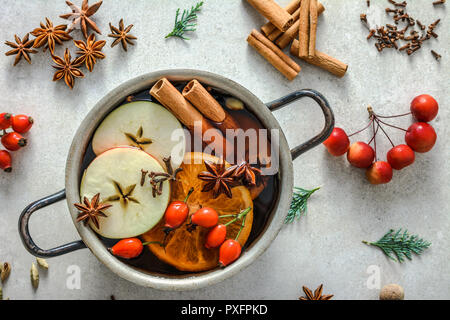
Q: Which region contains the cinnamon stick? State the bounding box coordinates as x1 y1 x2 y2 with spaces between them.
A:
261 0 301 36
247 29 301 80
247 0 294 32
182 79 241 135
298 0 310 58
275 2 325 49
290 39 348 77
150 78 232 157
182 80 226 122
268 7 300 41
309 0 318 58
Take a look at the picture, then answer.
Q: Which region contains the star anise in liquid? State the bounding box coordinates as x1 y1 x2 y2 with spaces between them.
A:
31 17 72 53
108 19 137 51
74 193 112 229
52 48 84 89
299 284 334 300
233 161 262 187
4 33 37 66
74 33 106 72
105 181 140 207
60 0 103 39
198 159 237 199
124 126 152 150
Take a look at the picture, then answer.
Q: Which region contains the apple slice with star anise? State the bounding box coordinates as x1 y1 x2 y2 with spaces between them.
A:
80 147 170 238
92 101 186 169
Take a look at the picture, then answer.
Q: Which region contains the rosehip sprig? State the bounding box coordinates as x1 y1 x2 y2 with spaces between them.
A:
0 112 34 173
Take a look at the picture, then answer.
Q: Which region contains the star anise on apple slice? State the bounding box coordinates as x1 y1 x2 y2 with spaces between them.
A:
74 33 106 72
51 48 84 89
233 161 262 187
60 0 103 39
74 193 112 229
4 33 38 66
31 17 72 53
105 181 140 207
299 284 334 300
108 19 137 51
124 126 153 150
198 159 238 199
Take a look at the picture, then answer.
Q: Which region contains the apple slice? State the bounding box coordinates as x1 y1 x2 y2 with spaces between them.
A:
92 101 186 169
80 147 170 239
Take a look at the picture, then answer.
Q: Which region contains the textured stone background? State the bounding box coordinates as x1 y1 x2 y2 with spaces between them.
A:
0 0 448 300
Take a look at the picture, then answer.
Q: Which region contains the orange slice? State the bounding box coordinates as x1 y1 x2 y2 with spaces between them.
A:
142 152 253 272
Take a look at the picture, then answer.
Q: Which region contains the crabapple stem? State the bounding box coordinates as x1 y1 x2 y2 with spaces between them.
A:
375 119 395 148
372 119 377 161
376 118 408 132
375 112 411 119
348 116 374 137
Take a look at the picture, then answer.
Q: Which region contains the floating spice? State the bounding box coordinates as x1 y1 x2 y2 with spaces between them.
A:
74 193 112 228
198 158 237 198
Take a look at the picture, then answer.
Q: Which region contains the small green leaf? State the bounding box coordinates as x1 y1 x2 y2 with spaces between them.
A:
363 229 431 263
285 187 320 224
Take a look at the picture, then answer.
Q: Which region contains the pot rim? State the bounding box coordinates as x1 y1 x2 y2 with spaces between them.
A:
65 69 293 291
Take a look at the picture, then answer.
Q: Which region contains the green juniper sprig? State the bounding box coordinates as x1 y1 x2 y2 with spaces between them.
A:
285 187 320 224
363 229 431 263
165 1 204 40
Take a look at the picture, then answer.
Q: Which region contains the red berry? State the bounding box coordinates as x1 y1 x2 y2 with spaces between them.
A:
1 132 27 151
366 161 393 185
205 224 227 249
12 114 34 133
110 238 144 259
387 145 415 170
323 128 350 156
347 142 375 168
411 94 439 122
219 239 242 267
0 150 12 172
405 122 437 153
164 200 189 229
191 207 219 228
0 113 12 130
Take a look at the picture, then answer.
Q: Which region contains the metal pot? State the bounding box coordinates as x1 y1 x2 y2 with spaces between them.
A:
19 69 334 290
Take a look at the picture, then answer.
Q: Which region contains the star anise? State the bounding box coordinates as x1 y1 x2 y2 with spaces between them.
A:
74 193 112 229
299 284 334 300
4 33 37 66
52 48 84 89
108 19 137 51
233 161 262 187
31 17 72 53
198 159 237 199
74 33 106 72
60 0 103 39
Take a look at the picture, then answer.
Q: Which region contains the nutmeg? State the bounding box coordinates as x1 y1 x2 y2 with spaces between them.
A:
380 284 404 300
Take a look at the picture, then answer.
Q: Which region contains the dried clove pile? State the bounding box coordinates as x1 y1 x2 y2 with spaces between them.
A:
361 0 442 58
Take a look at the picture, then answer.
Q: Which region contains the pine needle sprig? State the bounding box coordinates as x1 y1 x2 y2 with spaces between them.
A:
285 187 320 224
165 1 204 40
363 229 431 263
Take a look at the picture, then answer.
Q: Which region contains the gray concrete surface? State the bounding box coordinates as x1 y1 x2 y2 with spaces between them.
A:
0 0 448 300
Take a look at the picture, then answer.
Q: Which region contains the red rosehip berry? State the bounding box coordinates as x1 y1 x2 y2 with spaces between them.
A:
205 224 227 249
12 114 34 133
1 132 27 151
0 150 12 172
110 238 144 259
219 239 242 267
191 207 219 228
0 113 12 130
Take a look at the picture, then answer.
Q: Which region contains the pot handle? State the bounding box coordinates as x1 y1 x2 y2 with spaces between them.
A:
266 89 334 160
19 189 87 258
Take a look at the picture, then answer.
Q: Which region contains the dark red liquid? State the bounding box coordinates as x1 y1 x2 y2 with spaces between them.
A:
80 82 279 276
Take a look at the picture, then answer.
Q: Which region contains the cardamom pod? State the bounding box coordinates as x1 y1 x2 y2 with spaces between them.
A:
30 262 39 289
36 258 49 270
0 262 11 282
